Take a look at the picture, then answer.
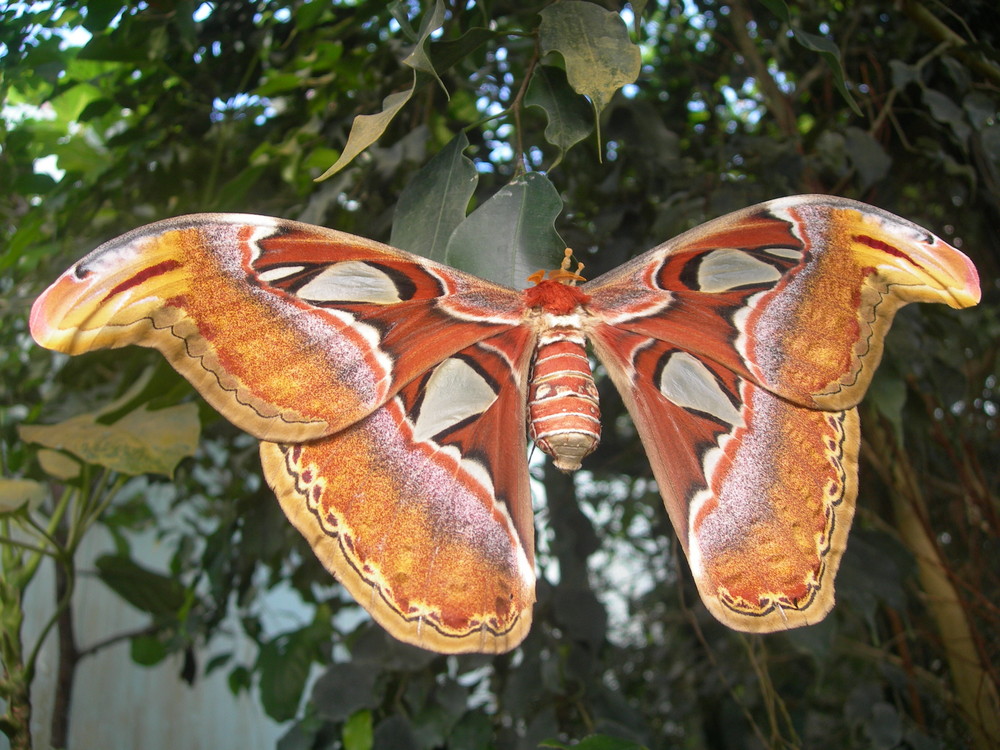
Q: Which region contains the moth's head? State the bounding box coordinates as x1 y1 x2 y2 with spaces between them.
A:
523 248 591 315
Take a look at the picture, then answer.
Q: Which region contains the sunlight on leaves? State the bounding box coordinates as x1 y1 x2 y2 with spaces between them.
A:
315 82 415 180
526 65 594 167
539 2 641 119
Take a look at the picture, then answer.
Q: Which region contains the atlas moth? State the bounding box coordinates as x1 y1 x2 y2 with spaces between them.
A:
30 195 981 653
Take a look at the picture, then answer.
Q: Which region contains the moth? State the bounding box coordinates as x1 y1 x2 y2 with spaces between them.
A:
30 195 980 653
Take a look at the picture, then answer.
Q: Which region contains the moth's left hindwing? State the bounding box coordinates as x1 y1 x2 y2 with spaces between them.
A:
260 331 537 653
583 195 980 631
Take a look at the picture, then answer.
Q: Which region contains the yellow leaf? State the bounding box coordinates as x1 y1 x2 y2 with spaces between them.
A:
315 80 415 180
19 403 200 477
37 449 82 480
0 478 46 513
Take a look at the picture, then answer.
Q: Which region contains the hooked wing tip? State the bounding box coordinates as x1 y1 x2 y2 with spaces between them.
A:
29 272 74 351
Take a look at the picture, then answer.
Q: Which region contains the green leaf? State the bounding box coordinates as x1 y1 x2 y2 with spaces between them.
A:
981 124 1000 170
216 164 268 208
401 0 447 95
0 478 46 513
50 83 103 124
76 34 149 63
526 65 594 166
255 72 305 97
51 132 110 175
867 364 907 443
838 530 910 621
844 126 891 190
390 132 477 260
95 554 187 617
428 27 494 72
311 662 378 722
2 212 45 269
922 88 971 142
315 79 415 180
77 97 114 122
228 665 252 695
81 0 124 32
783 614 836 662
867 702 904 749
276 723 315 750
130 634 169 666
343 709 374 750
404 679 469 747
964 91 998 130
19 402 200 477
258 632 319 722
630 1 648 34
761 0 861 116
889 59 920 90
294 0 328 31
445 172 565 287
448 712 493 749
204 652 231 675
372 716 418 750
540 735 649 750
553 586 607 648
313 0 444 180
539 1 641 117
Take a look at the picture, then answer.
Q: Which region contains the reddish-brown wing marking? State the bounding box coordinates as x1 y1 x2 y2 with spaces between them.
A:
583 195 980 630
29 196 980 651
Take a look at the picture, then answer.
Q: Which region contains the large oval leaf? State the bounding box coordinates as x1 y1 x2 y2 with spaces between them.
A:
445 172 565 287
391 132 478 260
539 2 641 116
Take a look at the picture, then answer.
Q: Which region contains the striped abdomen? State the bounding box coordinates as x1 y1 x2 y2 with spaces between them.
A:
527 329 601 472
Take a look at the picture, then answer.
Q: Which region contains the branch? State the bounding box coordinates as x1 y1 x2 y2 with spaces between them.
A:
900 0 1000 87
862 414 1000 750
728 0 799 138
76 623 163 661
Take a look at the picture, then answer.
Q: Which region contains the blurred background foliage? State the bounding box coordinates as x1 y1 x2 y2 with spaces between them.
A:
1 1 998 749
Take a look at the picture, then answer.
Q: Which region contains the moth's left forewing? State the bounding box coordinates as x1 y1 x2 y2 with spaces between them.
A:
584 195 979 632
30 215 526 443
260 329 538 654
744 197 980 409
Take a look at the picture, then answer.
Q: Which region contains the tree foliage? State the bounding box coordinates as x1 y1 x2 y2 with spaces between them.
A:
2 1 998 749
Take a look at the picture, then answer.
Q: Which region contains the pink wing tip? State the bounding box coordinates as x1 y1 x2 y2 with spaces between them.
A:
29 283 57 347
960 253 982 305
29 271 83 349
936 241 982 308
